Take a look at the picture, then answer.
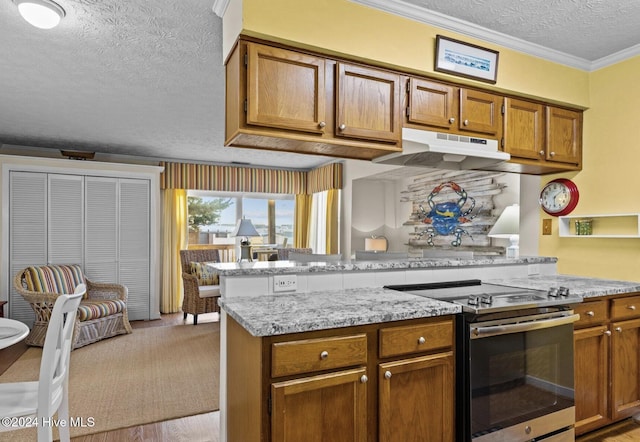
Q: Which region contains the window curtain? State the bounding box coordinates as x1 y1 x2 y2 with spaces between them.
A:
325 188 340 254
160 189 187 313
294 193 312 248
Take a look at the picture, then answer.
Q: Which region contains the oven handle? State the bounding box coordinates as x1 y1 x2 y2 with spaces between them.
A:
470 313 580 339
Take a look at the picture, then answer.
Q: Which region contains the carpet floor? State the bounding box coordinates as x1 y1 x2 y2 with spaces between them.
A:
0 321 219 441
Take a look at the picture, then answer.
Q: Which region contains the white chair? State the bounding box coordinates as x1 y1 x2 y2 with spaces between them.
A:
288 252 343 262
0 284 86 442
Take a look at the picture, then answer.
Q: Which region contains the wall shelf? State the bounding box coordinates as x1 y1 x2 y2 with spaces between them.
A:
558 214 640 238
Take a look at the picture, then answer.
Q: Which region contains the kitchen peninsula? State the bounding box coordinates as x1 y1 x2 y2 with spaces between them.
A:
215 257 640 441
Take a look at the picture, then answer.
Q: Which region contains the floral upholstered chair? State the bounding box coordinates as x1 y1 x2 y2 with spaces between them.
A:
14 264 132 349
180 249 221 325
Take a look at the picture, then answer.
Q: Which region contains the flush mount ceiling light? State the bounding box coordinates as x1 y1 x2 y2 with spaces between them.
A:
13 0 65 29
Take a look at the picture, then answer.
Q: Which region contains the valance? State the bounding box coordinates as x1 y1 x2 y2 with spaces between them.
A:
160 161 343 194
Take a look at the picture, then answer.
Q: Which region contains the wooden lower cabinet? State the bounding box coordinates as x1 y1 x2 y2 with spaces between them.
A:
574 325 609 433
378 352 454 442
226 315 455 441
271 368 368 442
611 318 640 420
574 295 640 436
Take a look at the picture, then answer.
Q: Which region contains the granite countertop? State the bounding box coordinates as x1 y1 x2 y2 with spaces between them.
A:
487 274 640 298
219 287 461 337
220 273 640 337
212 255 556 276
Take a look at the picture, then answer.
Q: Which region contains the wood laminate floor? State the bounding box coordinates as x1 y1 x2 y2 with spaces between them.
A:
2 312 640 441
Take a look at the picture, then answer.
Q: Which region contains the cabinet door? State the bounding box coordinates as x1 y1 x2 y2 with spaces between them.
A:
545 106 582 164
610 318 640 420
574 326 609 435
502 97 545 160
336 62 400 143
271 367 367 442
379 352 454 442
407 78 457 130
459 89 500 136
246 42 326 134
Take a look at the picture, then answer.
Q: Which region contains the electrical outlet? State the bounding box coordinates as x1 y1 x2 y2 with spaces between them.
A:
273 275 297 292
542 219 552 235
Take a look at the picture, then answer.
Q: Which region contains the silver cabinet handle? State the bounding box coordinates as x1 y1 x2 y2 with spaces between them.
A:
338 124 346 131
384 370 392 380
628 305 636 310
463 119 469 126
449 117 455 124
616 327 623 333
360 374 368 383
550 151 556 157
539 150 545 156
320 351 329 360
586 311 595 317
318 121 326 128
604 330 612 336
418 336 426 345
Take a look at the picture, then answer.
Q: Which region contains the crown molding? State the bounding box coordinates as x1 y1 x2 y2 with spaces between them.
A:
212 0 230 17
350 0 640 72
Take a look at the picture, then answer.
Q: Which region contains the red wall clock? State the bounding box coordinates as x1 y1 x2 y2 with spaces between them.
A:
539 178 579 216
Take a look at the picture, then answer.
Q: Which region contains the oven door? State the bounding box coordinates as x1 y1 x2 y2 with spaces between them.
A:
467 311 579 442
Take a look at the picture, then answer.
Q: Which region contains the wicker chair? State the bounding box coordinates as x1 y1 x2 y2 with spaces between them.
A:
180 249 221 325
14 265 132 349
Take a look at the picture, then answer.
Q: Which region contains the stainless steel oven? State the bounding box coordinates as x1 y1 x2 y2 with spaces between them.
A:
463 309 578 441
385 280 582 442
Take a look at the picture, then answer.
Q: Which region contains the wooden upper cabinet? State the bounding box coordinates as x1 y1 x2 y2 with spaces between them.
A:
406 78 457 130
246 42 326 134
546 106 582 165
336 62 401 143
459 89 501 136
502 97 545 160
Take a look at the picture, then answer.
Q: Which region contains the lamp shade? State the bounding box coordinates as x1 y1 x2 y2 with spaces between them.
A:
233 218 260 238
488 204 520 238
14 0 65 29
365 236 387 252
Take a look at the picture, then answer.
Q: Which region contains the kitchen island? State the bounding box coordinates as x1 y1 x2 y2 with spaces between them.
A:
215 257 640 441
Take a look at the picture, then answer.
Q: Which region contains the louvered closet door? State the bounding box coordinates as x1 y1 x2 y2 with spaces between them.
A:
118 179 150 320
84 177 118 283
8 173 83 324
48 174 84 265
9 172 47 324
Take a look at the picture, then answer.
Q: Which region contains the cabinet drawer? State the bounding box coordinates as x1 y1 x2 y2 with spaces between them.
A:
379 319 453 358
272 334 368 378
573 300 608 328
611 295 640 320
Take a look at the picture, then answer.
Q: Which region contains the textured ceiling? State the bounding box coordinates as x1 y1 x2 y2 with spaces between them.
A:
354 0 640 69
0 0 330 169
2 0 638 169
402 0 640 61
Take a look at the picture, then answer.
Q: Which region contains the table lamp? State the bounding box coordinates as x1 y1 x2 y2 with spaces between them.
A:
488 204 520 258
233 218 260 261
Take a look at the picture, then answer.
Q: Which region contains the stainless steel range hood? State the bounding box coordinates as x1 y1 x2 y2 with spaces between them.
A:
373 128 510 170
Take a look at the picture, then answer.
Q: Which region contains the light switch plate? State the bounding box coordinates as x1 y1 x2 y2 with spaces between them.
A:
542 219 552 235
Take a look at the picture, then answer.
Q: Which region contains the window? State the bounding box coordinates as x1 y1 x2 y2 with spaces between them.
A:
187 191 294 247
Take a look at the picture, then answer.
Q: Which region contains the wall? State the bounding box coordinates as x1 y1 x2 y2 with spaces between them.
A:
238 0 590 108
352 170 521 256
538 57 640 281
